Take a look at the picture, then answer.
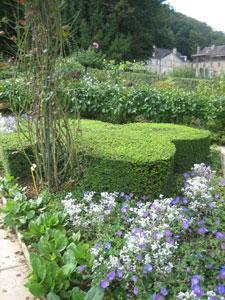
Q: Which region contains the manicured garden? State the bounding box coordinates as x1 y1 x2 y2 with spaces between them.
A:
1 1 225 299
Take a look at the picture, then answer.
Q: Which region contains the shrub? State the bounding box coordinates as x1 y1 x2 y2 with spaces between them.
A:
62 81 208 125
0 132 33 178
80 120 210 196
0 120 210 196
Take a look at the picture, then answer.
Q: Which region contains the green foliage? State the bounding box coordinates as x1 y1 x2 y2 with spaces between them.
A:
80 120 210 196
65 81 208 125
0 78 32 109
75 48 105 72
0 177 94 299
0 119 210 196
0 132 33 178
169 66 196 78
23 212 66 242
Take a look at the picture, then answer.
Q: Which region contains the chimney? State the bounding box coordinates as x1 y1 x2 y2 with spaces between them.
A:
197 46 200 54
173 48 177 54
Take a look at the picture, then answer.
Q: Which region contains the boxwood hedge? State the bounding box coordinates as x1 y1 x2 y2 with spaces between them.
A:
0 132 32 178
80 120 210 196
0 120 210 196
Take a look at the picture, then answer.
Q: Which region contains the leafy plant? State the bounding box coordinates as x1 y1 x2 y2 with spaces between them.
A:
23 211 66 242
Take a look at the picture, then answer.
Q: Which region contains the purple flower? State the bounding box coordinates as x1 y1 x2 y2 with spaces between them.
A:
216 232 225 239
79 265 86 272
164 229 172 237
142 211 149 218
132 275 138 282
198 219 205 225
221 243 225 250
136 255 142 261
168 239 175 246
153 232 161 240
191 275 201 287
160 288 168 296
120 192 125 198
95 243 101 249
217 284 225 294
166 264 173 273
142 195 148 201
214 194 220 199
121 203 129 213
183 172 190 179
207 263 214 269
209 202 215 208
170 196 180 206
117 269 123 279
192 285 204 297
107 271 116 281
197 227 208 235
183 197 189 204
107 204 113 211
100 279 109 289
145 264 153 273
153 293 165 300
182 219 191 229
105 242 111 250
219 268 225 279
116 230 123 237
125 194 133 201
132 227 142 234
151 203 157 209
133 287 139 296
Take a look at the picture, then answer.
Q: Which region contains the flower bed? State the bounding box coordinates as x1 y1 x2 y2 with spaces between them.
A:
1 164 225 299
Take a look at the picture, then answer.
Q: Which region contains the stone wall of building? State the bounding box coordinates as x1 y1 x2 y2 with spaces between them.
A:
193 59 225 77
147 53 189 75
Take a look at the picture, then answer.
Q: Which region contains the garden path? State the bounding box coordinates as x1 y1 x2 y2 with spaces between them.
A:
0 215 35 300
221 146 225 177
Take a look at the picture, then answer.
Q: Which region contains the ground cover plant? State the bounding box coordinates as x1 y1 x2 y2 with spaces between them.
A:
1 163 225 299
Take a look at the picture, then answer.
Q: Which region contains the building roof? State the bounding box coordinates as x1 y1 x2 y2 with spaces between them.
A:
152 47 188 62
192 45 225 57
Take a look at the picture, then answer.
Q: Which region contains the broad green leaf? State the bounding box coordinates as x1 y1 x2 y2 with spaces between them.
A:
71 287 85 300
85 286 104 300
47 292 61 300
26 282 46 297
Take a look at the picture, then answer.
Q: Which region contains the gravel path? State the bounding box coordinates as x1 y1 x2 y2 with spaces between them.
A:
0 217 35 300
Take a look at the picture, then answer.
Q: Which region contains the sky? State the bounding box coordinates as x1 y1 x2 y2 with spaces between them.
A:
166 0 225 33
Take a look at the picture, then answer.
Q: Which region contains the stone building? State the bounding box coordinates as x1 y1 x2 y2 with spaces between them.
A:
192 45 225 77
147 46 189 75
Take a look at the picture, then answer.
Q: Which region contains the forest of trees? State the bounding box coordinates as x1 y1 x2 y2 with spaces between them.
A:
1 0 225 61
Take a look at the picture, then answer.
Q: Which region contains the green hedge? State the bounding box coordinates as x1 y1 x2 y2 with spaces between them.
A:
0 120 210 196
80 120 210 196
